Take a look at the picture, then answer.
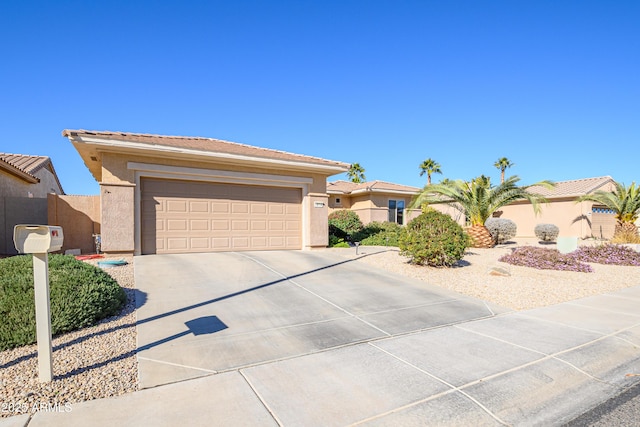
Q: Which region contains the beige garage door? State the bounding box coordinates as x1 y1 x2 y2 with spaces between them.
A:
141 178 302 254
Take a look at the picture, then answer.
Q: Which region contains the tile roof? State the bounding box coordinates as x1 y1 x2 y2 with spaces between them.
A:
62 129 350 169
0 153 64 193
528 176 615 198
0 153 49 177
327 180 421 195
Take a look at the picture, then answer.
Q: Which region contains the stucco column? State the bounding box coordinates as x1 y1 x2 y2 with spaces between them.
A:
100 183 135 253
307 192 330 248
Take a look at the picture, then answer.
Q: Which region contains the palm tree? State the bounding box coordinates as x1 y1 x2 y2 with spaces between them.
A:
411 175 554 248
576 181 640 240
347 163 366 183
419 158 442 185
494 157 514 183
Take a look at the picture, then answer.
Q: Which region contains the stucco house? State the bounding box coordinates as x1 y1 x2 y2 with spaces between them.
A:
63 130 349 255
329 176 621 240
496 176 618 239
0 153 64 198
327 180 421 225
1 153 64 254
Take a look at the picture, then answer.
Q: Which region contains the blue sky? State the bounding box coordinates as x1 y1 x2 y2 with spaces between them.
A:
1 1 638 195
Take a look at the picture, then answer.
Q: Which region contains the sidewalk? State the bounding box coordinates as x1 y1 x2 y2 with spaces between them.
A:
4 285 640 427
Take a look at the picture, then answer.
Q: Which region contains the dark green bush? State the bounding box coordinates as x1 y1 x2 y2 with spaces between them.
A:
352 221 403 246
328 210 363 239
328 234 350 248
399 209 470 267
0 254 127 351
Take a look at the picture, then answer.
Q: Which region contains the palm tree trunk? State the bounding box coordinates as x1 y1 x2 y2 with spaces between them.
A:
465 225 496 248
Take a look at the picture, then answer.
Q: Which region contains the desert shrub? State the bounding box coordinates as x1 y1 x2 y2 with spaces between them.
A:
352 221 402 246
569 244 640 266
535 223 559 242
328 235 350 248
499 247 593 272
610 230 640 244
0 254 127 351
485 218 517 243
398 209 470 267
328 210 363 239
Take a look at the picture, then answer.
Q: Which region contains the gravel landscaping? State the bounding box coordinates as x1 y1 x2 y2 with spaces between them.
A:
1 240 639 418
343 238 640 311
0 256 136 418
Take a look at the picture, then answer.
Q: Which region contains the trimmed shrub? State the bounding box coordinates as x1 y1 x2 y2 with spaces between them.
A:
0 254 127 351
398 209 470 267
328 210 363 240
535 223 559 242
485 218 517 244
352 221 402 247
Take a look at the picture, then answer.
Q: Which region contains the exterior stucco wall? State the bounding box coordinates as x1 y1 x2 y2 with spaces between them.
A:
498 198 596 238
48 194 100 254
328 194 352 210
101 184 135 253
99 153 335 253
308 193 330 247
0 167 62 198
329 193 417 226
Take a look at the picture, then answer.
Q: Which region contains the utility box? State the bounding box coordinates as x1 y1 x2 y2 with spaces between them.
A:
14 225 64 254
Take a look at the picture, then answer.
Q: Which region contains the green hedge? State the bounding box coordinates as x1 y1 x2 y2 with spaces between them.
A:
399 209 470 266
0 255 127 351
352 221 403 246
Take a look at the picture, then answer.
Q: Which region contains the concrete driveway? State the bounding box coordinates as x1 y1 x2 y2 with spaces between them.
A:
134 248 508 388
14 247 640 426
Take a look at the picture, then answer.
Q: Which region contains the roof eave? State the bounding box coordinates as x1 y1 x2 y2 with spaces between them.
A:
0 159 40 184
68 135 349 176
350 188 419 196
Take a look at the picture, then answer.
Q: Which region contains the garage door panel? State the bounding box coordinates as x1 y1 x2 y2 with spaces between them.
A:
167 238 188 250
166 200 188 213
251 237 268 247
250 203 267 214
167 219 188 231
190 201 210 213
232 237 250 249
190 237 210 249
232 220 249 231
142 178 302 254
286 205 301 215
190 219 210 231
269 205 285 215
269 220 285 230
212 238 231 249
232 203 249 214
251 220 267 230
286 220 301 231
211 202 229 213
212 220 230 230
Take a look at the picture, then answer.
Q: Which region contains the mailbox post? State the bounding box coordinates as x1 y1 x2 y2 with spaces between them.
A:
13 225 63 382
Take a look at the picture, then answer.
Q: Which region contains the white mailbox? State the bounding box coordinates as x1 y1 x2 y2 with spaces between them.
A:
14 225 64 254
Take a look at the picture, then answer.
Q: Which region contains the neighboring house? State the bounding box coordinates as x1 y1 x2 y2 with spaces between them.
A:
63 130 349 255
327 180 422 225
0 153 65 254
328 176 621 240
496 176 617 239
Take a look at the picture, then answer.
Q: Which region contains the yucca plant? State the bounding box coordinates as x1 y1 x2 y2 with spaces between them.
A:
411 175 554 248
576 181 640 243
